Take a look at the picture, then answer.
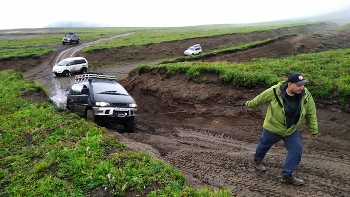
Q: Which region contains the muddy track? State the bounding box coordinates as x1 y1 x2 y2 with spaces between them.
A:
117 70 350 196
23 33 135 106
20 29 350 196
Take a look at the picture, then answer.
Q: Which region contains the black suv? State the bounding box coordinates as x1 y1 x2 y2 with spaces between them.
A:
66 74 137 132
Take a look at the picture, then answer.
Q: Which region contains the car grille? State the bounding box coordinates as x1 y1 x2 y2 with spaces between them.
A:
113 110 129 117
112 103 128 107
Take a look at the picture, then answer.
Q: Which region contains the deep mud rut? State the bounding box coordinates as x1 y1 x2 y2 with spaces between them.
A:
17 29 350 196
119 71 350 197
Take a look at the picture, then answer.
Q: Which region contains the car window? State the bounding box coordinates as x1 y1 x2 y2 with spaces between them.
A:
92 82 129 95
188 47 195 50
74 59 86 64
57 60 68 66
69 83 85 95
66 34 74 38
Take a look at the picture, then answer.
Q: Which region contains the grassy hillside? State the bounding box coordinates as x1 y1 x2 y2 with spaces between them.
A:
0 22 323 59
142 47 350 106
1 20 350 196
0 70 232 196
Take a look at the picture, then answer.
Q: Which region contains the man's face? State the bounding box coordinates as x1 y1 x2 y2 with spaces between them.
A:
288 82 304 94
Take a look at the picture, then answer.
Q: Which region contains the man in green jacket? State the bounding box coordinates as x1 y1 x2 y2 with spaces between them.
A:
245 73 318 186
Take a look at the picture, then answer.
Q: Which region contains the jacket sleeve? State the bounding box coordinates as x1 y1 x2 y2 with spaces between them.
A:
246 86 274 108
305 94 318 135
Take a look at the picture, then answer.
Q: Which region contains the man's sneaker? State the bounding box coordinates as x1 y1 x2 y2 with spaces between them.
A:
280 172 304 186
254 158 266 171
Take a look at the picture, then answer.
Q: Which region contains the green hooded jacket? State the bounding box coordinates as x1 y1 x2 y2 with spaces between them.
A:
246 81 318 137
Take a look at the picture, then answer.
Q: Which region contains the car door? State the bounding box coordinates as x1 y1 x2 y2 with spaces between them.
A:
67 83 87 116
75 84 90 115
74 59 82 72
194 47 200 54
67 84 79 113
68 61 77 72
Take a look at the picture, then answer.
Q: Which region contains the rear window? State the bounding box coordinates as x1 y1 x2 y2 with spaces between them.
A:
73 59 87 64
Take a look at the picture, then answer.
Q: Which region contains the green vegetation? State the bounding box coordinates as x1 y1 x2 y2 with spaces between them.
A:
160 35 295 65
2 22 350 195
0 70 232 196
0 22 320 59
140 48 350 106
81 23 319 52
0 27 135 59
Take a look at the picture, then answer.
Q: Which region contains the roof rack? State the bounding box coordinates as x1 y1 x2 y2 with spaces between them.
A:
75 74 118 83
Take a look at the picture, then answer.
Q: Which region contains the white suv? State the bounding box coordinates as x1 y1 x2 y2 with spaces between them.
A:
184 44 202 56
52 57 88 77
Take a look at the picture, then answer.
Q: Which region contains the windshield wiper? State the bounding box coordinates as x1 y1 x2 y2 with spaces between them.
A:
98 91 127 95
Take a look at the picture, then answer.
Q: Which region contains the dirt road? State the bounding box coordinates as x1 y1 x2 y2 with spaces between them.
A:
17 27 350 196
23 33 134 107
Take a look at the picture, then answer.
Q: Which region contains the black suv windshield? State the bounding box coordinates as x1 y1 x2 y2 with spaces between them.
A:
92 82 129 95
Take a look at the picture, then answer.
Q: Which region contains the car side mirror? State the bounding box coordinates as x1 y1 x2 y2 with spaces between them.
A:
81 88 89 94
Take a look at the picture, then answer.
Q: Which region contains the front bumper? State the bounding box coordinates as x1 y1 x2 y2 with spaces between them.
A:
92 106 137 118
53 70 64 74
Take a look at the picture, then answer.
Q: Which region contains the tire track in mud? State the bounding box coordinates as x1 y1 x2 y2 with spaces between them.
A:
120 115 350 197
23 33 135 107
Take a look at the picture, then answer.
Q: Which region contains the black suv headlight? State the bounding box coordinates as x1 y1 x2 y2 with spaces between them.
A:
96 102 111 107
129 103 137 108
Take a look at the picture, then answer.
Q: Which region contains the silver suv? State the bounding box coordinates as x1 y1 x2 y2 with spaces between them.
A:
62 32 80 45
52 57 88 77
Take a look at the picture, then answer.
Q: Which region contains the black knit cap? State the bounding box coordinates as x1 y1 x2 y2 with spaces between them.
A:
287 73 308 85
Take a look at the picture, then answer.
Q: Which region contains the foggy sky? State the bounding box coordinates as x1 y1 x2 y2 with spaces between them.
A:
1 0 350 30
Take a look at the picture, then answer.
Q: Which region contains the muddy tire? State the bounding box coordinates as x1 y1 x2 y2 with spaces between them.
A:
86 109 96 123
63 70 70 77
124 118 134 133
80 67 87 73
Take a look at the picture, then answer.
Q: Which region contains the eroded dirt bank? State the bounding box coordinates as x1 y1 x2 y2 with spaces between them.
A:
118 70 350 196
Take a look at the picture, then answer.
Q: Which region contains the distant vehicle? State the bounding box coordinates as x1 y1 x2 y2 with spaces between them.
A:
52 57 88 77
66 73 137 132
62 32 80 45
184 44 202 56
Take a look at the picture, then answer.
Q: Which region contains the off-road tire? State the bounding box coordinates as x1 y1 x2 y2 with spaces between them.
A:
63 70 70 77
86 109 96 123
80 67 87 73
124 118 134 133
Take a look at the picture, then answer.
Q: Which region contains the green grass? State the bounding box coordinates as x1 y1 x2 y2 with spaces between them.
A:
0 70 232 196
2 21 350 196
0 27 136 59
0 22 322 59
139 48 350 106
81 22 322 52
